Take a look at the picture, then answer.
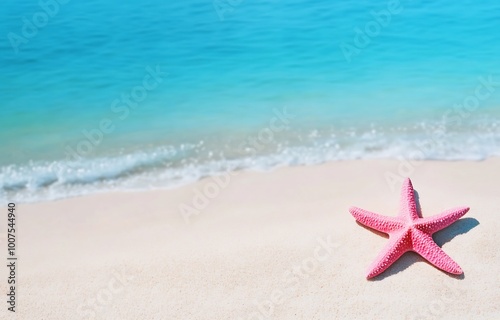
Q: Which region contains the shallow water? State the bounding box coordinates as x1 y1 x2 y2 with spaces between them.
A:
1 0 500 202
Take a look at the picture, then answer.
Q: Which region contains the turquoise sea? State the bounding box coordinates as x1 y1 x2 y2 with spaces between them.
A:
1 0 500 202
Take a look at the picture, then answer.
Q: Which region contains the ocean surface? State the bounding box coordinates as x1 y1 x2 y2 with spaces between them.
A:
1 0 500 202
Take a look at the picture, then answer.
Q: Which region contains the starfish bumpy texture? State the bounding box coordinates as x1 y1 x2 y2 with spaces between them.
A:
349 178 469 279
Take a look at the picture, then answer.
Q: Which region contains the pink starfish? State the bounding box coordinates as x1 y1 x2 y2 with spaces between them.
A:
349 178 469 279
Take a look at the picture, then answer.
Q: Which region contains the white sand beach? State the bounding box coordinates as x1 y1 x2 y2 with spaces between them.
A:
1 159 499 319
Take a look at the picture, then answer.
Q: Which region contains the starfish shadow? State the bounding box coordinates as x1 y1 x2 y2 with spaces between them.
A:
414 191 422 217
356 221 389 238
433 217 479 246
367 217 479 281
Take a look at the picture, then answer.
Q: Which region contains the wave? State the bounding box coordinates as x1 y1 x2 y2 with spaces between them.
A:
2 122 500 203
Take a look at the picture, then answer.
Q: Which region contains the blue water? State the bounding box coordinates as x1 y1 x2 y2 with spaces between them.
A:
1 0 500 202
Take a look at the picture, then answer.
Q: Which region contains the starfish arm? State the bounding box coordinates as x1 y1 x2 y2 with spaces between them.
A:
411 230 463 274
349 207 403 234
366 231 412 279
416 206 469 234
399 178 420 221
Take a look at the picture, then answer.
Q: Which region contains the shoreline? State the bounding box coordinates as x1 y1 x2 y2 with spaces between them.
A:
3 156 500 206
1 159 499 319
